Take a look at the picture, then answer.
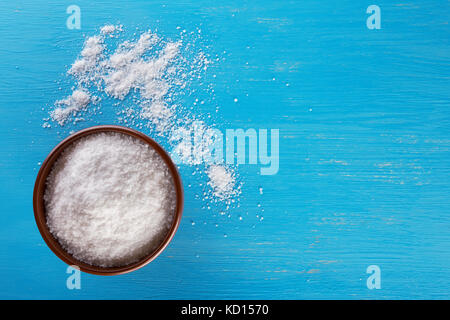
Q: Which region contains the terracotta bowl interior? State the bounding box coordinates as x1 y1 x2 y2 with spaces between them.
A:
33 125 183 275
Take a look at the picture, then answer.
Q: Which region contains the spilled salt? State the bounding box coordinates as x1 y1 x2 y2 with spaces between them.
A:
51 89 91 125
45 25 240 205
100 24 119 34
44 132 176 267
207 165 236 201
68 36 104 77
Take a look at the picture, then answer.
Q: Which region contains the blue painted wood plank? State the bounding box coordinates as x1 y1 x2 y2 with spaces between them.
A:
0 0 448 299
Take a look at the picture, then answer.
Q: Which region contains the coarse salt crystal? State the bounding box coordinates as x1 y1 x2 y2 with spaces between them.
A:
100 25 117 34
51 89 91 125
207 165 237 201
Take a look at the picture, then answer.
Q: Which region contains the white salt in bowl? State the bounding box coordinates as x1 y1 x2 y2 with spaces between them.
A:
33 125 183 275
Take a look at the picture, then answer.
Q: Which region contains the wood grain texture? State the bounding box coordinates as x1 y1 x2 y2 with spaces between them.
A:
0 0 448 299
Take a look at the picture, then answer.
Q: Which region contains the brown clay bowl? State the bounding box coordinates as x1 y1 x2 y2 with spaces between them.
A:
33 125 183 275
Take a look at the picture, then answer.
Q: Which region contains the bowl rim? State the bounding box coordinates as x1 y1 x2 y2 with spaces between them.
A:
33 125 184 275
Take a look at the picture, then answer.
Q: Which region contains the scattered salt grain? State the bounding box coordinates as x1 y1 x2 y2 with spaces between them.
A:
44 132 176 267
68 36 104 77
100 24 117 34
207 165 237 201
51 89 91 125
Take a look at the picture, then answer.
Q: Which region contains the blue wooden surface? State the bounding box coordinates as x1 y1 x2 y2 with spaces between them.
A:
0 0 449 299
